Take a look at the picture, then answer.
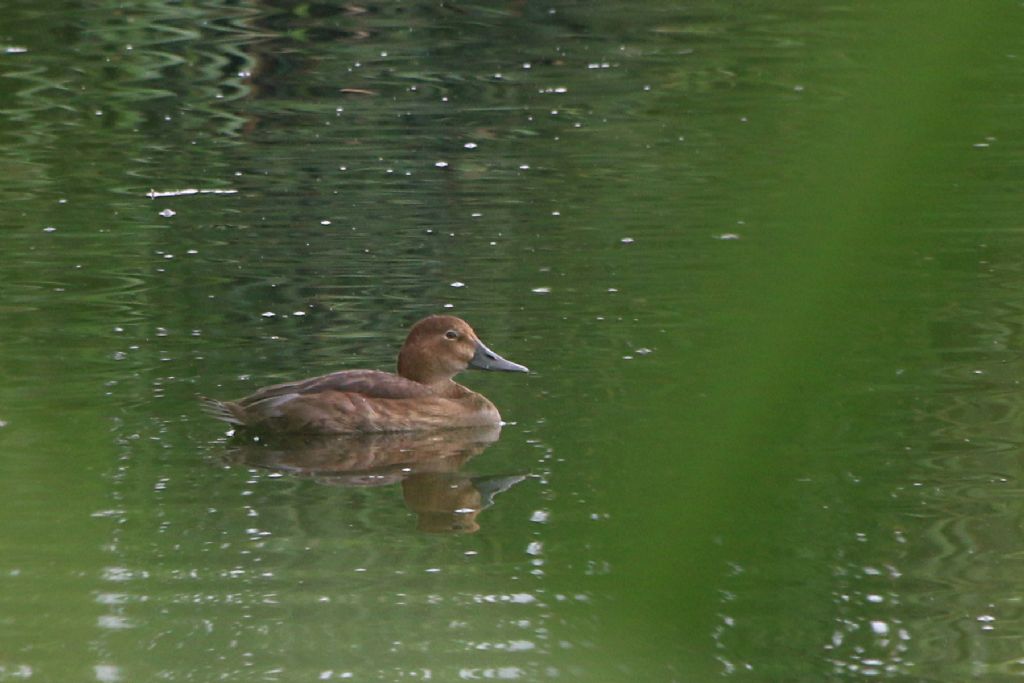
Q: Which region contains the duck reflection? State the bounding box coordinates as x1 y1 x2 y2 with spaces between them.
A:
223 425 526 533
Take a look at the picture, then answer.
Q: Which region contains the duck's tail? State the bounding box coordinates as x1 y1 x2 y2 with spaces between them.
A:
198 396 246 426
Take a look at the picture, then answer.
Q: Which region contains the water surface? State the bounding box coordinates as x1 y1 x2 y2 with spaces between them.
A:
2 1 1023 680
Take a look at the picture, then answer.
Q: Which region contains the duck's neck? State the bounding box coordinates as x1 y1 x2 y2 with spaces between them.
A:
396 353 439 385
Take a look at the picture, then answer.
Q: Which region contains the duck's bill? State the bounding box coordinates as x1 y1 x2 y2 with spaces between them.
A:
470 340 529 373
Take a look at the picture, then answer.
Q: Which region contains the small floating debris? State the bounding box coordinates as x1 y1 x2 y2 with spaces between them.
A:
714 233 741 240
91 509 125 518
620 237 634 244
531 287 551 294
158 208 176 217
450 281 466 288
146 188 239 199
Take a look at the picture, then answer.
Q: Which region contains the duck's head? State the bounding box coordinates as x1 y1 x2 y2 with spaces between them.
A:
397 315 529 385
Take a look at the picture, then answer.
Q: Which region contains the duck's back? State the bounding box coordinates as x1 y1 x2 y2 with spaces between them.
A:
238 369 435 406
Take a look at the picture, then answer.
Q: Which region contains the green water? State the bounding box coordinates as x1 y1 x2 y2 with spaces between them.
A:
3 1 1024 680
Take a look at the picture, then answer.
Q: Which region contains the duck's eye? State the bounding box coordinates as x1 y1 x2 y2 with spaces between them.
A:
445 330 459 340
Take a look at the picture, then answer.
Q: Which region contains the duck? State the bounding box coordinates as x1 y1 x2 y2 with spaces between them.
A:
200 315 528 434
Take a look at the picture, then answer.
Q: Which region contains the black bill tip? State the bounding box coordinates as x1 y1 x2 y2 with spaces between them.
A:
469 340 529 373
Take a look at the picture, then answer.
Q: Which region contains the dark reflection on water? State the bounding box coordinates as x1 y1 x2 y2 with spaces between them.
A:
222 426 527 533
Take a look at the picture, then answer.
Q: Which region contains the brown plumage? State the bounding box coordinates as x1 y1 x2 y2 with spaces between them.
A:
200 315 528 433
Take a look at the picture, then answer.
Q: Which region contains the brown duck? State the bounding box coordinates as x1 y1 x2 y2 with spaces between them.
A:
200 315 528 433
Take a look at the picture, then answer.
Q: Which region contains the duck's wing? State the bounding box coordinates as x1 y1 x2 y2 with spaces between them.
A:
236 370 434 407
